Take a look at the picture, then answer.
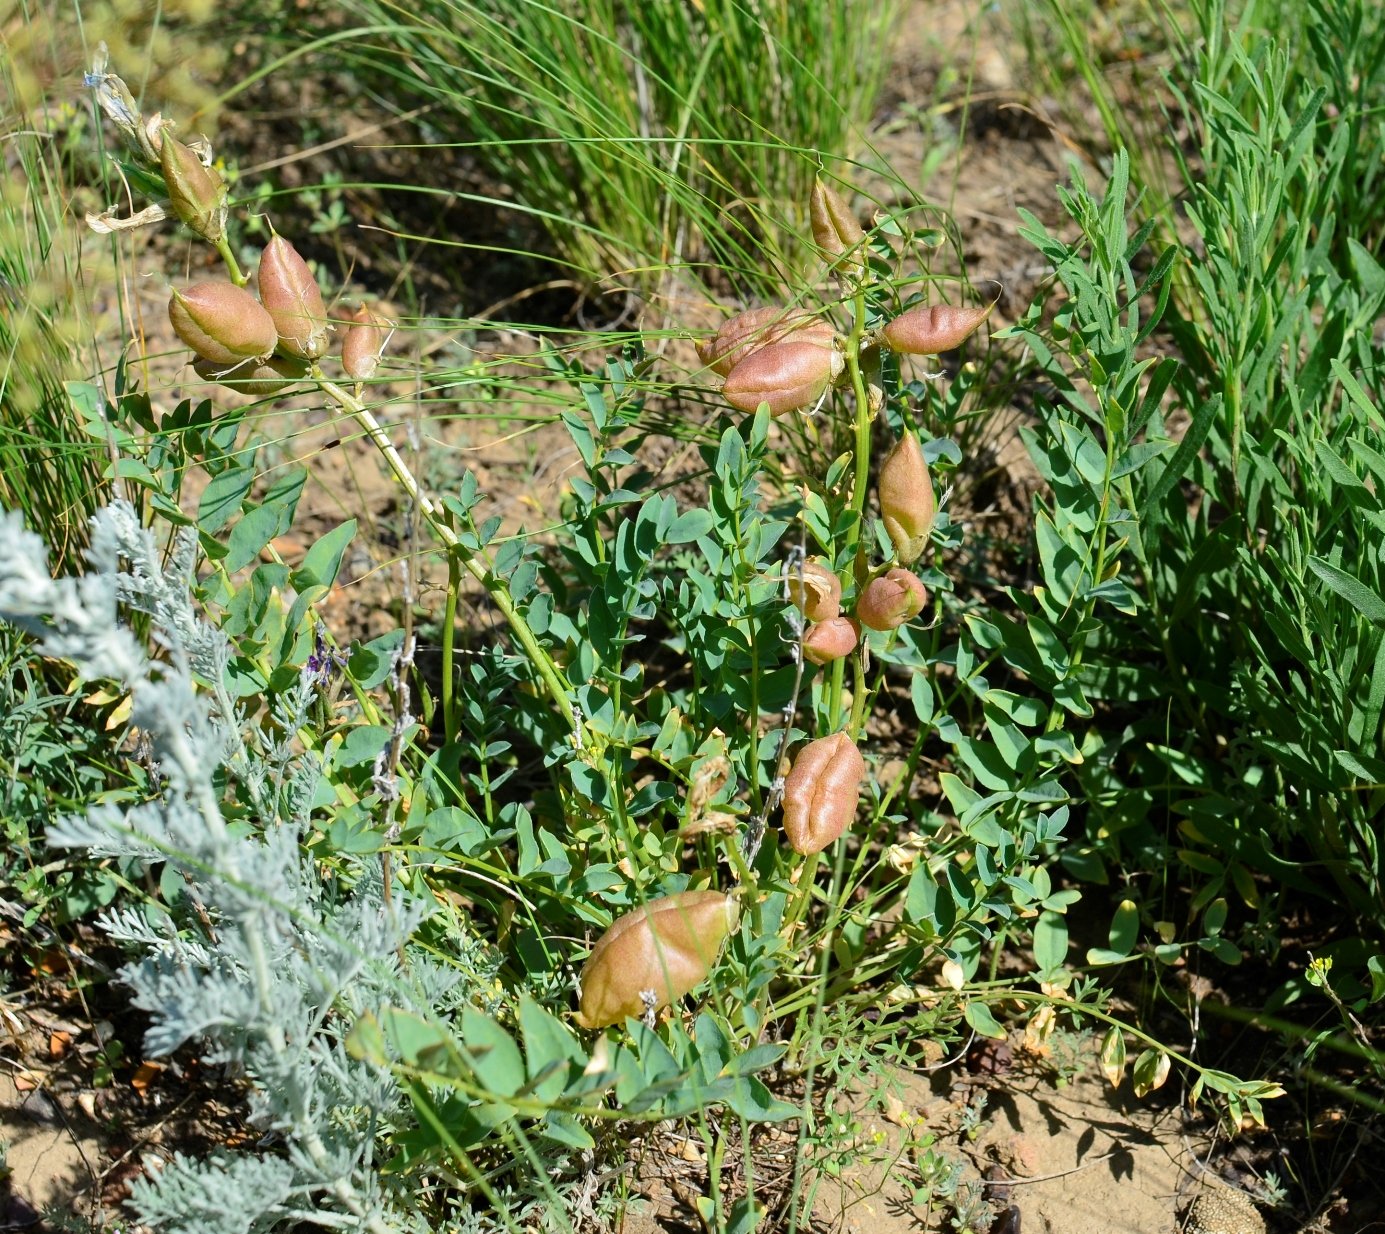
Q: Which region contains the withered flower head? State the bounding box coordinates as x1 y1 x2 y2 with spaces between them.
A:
787 558 842 623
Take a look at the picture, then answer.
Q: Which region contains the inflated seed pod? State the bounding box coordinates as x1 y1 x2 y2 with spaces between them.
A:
881 302 992 356
256 235 331 361
160 132 225 243
809 178 866 270
341 304 393 381
697 306 833 378
193 354 310 396
168 282 278 366
576 891 738 1030
722 338 843 417
878 432 936 564
782 731 866 855
802 617 859 666
857 568 928 631
787 558 842 623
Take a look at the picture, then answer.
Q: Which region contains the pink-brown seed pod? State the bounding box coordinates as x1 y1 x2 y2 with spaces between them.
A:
168 282 278 366
787 558 842 622
697 307 833 378
802 617 859 666
341 304 393 381
160 132 225 243
857 568 928 631
878 432 936 564
256 235 331 360
782 731 866 855
722 339 843 417
809 178 866 270
576 891 738 1030
193 354 310 397
881 302 993 356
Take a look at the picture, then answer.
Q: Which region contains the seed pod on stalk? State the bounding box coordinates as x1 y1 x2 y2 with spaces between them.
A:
193 354 310 396
168 282 278 366
881 302 992 356
809 178 866 270
802 617 859 666
782 731 867 855
857 568 927 631
576 891 738 1030
787 558 842 623
160 132 225 243
722 339 843 417
878 432 936 563
256 235 331 361
697 306 833 378
341 304 393 381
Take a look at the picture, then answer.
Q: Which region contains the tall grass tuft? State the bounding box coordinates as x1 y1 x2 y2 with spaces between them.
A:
281 0 899 298
0 50 108 566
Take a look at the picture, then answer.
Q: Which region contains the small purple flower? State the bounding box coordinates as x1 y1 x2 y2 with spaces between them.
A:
304 627 346 686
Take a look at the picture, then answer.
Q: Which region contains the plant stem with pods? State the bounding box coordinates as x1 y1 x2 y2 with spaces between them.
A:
199 226 579 740
308 373 578 735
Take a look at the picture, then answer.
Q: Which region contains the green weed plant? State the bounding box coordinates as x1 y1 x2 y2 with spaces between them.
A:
0 30 1292 1234
1011 0 1385 1086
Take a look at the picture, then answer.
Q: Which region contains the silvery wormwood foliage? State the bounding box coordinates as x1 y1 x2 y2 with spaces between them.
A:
0 502 457 1234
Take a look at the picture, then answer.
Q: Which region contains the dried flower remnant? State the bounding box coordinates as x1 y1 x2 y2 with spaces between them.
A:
802 617 859 666
168 282 278 366
193 355 310 396
782 731 866 855
160 132 226 243
809 178 866 270
85 45 160 163
256 236 331 361
857 568 927 631
878 432 936 563
341 305 394 381
697 306 833 377
722 338 843 417
882 302 993 356
787 558 842 623
576 891 738 1029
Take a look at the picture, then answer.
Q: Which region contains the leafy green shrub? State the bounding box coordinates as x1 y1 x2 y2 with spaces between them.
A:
1010 0 1385 1001
0 45 1283 1234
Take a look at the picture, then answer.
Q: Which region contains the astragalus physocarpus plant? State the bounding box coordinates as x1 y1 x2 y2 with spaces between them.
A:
38 50 1281 1233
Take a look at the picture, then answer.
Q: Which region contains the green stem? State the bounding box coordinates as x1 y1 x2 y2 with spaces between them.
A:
312 374 576 733
442 549 460 748
215 235 246 287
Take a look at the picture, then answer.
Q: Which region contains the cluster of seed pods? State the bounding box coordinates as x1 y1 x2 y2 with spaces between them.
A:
160 133 391 390
576 182 991 1029
168 236 391 392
